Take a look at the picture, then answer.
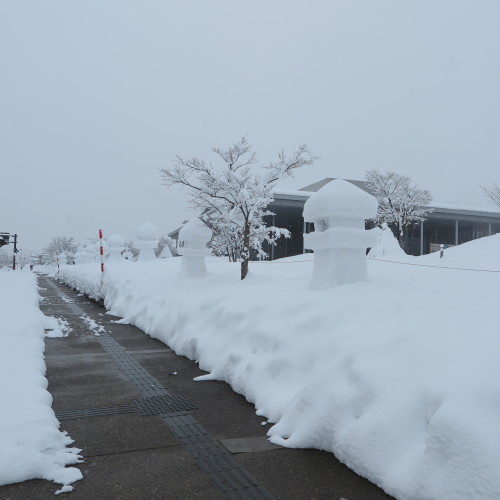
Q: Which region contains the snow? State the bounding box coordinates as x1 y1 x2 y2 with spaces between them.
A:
81 314 106 336
368 225 407 259
48 233 500 500
135 222 158 261
303 179 378 222
430 202 500 215
107 233 125 261
0 270 82 490
135 222 159 241
272 188 314 198
44 316 72 338
178 219 212 247
304 180 378 288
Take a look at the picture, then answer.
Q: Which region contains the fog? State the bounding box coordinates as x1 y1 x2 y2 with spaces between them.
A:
1 1 499 251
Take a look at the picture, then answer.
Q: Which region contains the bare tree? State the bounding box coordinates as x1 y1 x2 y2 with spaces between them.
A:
0 248 11 268
365 170 433 251
480 183 500 208
123 240 139 260
14 250 32 270
42 236 78 264
160 137 315 279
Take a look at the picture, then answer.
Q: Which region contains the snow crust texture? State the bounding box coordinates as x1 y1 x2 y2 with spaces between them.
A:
51 234 500 500
0 271 82 489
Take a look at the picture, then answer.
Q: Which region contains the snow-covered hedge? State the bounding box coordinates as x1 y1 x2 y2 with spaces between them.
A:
50 235 500 500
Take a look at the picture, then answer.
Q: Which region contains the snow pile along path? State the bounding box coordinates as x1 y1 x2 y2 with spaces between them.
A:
0 271 82 492
53 235 500 500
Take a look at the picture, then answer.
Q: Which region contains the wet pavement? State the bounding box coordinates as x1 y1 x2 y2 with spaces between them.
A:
1 275 394 500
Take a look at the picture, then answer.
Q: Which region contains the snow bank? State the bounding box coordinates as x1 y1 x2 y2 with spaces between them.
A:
0 270 82 491
51 235 500 500
368 225 407 259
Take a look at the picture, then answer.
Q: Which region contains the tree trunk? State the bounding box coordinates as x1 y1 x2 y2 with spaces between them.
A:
241 259 249 280
240 222 250 280
398 226 406 253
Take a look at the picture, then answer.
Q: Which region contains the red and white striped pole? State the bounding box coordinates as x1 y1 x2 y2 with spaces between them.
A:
99 229 105 286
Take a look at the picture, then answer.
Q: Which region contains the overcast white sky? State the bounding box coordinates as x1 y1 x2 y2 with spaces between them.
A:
1 1 499 251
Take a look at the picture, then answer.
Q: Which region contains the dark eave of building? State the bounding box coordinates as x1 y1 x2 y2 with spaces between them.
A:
299 177 372 194
272 178 500 222
168 226 183 239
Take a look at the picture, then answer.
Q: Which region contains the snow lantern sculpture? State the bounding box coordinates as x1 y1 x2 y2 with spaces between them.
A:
84 244 96 263
177 220 212 278
74 250 86 265
303 179 378 289
135 222 159 262
107 233 125 261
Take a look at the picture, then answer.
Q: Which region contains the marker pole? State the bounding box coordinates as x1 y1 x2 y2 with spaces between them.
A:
99 229 105 286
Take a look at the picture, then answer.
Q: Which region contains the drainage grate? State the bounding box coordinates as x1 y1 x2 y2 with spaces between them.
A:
56 404 135 420
133 394 197 416
56 395 197 420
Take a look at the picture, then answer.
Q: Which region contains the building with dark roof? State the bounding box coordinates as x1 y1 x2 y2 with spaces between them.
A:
267 178 500 259
168 178 500 259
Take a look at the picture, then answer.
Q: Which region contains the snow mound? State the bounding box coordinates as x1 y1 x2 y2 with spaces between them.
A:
368 225 406 259
0 271 82 489
51 234 500 500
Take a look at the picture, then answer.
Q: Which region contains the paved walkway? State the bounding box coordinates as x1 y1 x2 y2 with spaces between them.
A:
2 276 394 499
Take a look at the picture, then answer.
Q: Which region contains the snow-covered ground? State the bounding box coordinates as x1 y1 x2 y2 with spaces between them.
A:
49 232 500 500
0 270 82 493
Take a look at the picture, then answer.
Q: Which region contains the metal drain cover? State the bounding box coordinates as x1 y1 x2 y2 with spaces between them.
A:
55 394 197 420
133 394 197 416
56 404 135 420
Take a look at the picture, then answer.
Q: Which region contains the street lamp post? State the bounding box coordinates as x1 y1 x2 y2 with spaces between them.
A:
12 234 18 270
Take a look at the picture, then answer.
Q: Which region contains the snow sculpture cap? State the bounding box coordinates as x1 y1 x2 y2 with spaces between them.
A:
178 220 212 245
136 222 159 241
303 179 378 222
107 233 125 247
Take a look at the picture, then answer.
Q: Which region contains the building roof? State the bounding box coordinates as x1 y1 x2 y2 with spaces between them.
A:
273 178 500 223
299 178 372 194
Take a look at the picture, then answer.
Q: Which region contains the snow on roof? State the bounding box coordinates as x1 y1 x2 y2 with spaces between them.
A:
303 179 378 221
178 220 212 241
276 179 500 218
272 189 314 198
429 202 500 216
299 178 372 194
